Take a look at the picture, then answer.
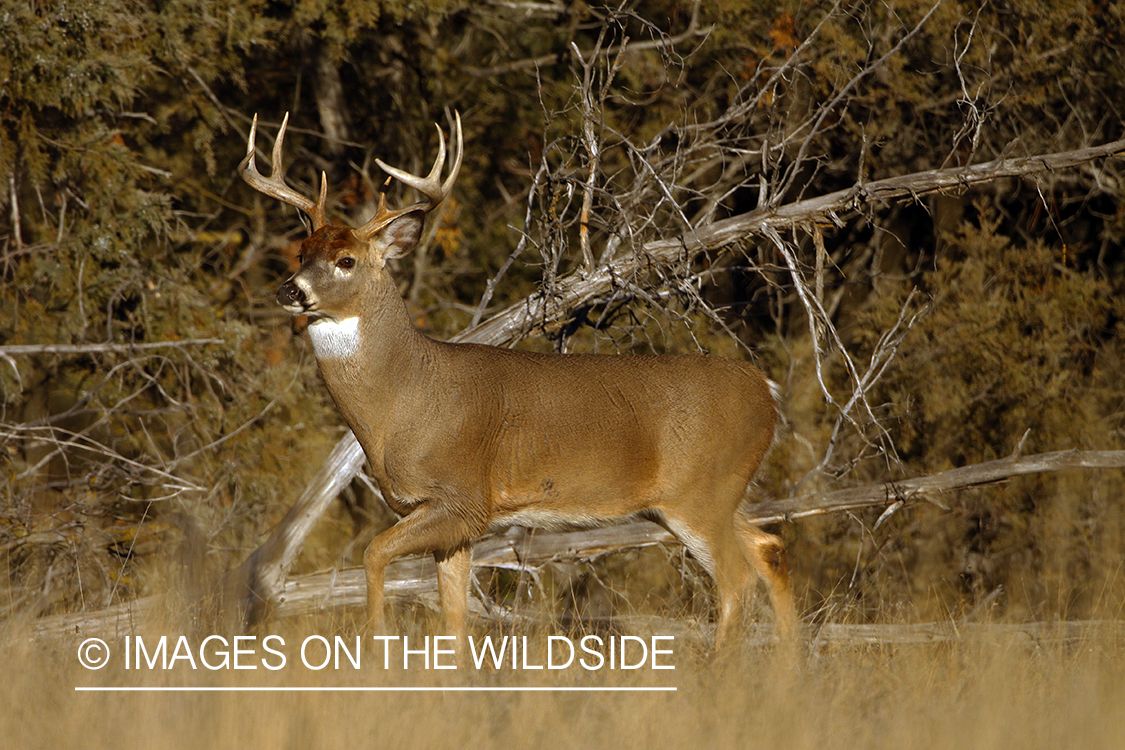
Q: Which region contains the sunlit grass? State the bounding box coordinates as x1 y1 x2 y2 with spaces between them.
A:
6 613 1123 750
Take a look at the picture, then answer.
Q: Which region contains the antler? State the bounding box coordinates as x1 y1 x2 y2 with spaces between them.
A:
356 112 463 240
238 113 329 231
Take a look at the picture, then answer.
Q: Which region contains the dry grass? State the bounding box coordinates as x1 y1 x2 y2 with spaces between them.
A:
5 614 1123 750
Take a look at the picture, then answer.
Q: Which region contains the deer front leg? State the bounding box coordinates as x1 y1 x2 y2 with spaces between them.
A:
434 544 473 641
363 503 477 635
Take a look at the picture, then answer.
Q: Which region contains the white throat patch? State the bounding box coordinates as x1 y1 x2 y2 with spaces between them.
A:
307 317 361 359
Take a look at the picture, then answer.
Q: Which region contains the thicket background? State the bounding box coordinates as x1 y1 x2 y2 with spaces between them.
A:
2 0 1123 632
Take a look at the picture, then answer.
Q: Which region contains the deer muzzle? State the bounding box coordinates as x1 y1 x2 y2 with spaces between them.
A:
277 281 306 311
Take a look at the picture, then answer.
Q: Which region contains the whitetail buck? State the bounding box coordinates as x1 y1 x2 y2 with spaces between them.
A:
239 113 796 650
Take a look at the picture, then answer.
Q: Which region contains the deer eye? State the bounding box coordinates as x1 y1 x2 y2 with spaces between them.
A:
336 257 356 270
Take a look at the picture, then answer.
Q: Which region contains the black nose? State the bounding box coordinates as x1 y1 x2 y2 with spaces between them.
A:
277 282 305 307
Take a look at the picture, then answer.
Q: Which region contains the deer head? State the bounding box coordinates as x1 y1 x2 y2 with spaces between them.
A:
238 112 462 333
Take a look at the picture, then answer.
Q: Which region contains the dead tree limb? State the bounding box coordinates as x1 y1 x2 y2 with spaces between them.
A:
226 450 1125 625
31 579 1122 650
228 138 1125 623
746 449 1125 524
232 436 367 625
271 451 1125 619
0 339 225 357
31 450 1125 639
460 137 1125 347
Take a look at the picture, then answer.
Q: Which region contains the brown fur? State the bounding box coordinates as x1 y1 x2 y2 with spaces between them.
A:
243 120 796 650
277 219 795 651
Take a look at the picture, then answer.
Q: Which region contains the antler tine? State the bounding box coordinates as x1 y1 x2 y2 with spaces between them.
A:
359 113 462 239
441 112 464 198
238 112 329 232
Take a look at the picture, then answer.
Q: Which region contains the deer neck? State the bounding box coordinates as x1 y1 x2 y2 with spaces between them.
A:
305 283 435 449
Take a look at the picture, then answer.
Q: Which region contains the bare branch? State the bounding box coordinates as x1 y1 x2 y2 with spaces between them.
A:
467 137 1125 346
776 0 947 202
30 578 1124 650
752 449 1125 522
258 449 1125 621
225 435 368 626
0 339 224 357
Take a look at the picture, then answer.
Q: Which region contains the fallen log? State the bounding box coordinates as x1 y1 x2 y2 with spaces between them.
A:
28 448 1124 641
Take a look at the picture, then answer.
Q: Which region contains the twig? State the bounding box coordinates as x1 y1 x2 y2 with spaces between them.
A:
776 0 946 202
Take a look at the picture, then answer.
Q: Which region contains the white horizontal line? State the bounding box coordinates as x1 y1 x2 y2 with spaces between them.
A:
75 686 675 693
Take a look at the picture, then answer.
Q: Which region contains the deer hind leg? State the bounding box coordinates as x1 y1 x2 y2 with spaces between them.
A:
734 513 797 648
661 512 753 652
363 503 478 637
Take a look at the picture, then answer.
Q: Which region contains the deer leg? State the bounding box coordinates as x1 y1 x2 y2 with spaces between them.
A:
363 503 477 635
434 543 473 642
735 513 797 649
710 530 754 652
661 512 750 652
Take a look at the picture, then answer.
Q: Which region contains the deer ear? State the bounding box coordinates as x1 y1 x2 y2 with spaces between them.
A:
376 212 423 262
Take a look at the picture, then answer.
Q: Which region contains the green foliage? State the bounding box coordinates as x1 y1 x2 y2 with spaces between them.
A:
870 206 1120 465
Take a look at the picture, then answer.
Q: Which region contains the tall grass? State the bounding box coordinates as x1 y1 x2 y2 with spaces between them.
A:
6 617 1123 750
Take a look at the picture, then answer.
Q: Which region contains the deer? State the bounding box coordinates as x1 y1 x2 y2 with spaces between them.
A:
238 112 797 652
